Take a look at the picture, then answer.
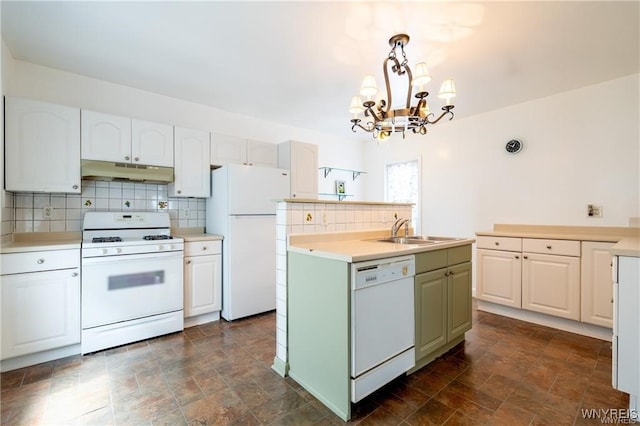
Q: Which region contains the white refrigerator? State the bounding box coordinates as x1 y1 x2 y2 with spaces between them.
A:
206 164 290 320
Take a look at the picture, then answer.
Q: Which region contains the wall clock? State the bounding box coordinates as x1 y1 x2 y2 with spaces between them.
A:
505 139 523 154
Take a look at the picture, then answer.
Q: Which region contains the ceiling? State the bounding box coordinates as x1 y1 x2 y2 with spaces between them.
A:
2 1 639 141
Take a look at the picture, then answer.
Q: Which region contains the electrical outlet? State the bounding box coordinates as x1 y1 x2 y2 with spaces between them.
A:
181 209 190 219
43 206 53 219
587 204 603 218
320 210 328 226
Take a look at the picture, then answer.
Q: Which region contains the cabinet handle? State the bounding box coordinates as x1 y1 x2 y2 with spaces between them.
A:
186 260 191 264
546 245 552 249
515 255 520 259
125 156 130 161
611 298 614 303
177 190 182 194
292 194 296 198
72 184 79 189
37 259 45 264
72 272 78 277
134 157 139 162
202 246 207 251
494 242 499 246
523 255 528 259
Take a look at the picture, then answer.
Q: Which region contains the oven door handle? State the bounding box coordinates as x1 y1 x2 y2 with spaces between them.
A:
82 251 183 265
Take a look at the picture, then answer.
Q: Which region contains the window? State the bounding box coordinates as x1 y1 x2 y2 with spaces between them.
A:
385 160 420 233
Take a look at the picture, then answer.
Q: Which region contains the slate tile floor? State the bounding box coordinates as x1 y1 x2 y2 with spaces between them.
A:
1 301 629 425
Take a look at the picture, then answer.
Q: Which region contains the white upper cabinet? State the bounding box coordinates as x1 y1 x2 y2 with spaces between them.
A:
278 140 318 199
5 97 81 193
81 110 131 163
82 111 174 166
210 133 278 168
170 126 210 198
131 119 174 167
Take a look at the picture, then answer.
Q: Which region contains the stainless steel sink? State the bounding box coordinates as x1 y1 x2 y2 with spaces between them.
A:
373 236 463 245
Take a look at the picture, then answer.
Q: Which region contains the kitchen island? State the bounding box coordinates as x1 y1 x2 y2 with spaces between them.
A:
287 230 474 421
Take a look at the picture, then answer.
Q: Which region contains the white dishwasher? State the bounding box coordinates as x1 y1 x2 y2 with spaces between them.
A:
351 254 415 402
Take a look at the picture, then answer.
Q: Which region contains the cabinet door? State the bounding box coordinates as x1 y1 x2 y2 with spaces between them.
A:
522 253 580 320
131 119 174 167
81 110 131 162
415 269 447 361
1 269 80 360
448 262 472 341
581 241 614 327
170 127 211 197
5 97 81 193
184 254 222 317
476 249 522 308
247 140 278 168
289 141 318 199
210 133 246 166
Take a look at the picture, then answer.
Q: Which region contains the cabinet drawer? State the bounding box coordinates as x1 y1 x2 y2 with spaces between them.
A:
415 249 447 274
476 236 522 252
523 238 580 257
1 249 80 275
448 245 472 265
184 240 222 256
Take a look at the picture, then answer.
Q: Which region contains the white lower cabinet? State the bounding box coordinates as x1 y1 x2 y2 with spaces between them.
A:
184 240 222 319
1 249 81 361
476 236 522 308
581 241 615 327
522 252 581 320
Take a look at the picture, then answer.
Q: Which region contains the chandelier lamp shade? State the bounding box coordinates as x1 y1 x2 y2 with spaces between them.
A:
349 34 456 139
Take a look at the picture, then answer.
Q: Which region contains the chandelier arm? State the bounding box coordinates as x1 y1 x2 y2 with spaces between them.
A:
351 120 376 133
364 105 383 123
427 108 455 125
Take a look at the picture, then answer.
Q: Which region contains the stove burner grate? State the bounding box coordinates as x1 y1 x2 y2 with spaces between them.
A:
143 235 174 241
92 237 123 243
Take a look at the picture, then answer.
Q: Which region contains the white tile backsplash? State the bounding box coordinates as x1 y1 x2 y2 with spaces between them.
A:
7 179 207 232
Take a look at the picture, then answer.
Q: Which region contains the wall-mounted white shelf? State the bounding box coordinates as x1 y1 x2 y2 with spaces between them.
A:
319 167 367 180
318 192 353 201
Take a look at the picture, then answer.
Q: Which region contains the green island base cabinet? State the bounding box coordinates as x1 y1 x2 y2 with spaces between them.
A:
287 244 472 421
413 245 473 371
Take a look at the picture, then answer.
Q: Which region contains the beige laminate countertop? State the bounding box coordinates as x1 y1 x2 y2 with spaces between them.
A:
1 232 81 254
171 228 223 242
476 224 640 258
288 230 475 263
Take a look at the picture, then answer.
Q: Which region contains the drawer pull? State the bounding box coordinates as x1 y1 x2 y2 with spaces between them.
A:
202 246 207 251
494 242 500 246
515 255 520 259
546 245 552 249
523 255 528 259
37 259 45 264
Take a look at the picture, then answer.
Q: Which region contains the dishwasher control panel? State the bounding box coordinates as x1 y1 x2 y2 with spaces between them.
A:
352 255 415 290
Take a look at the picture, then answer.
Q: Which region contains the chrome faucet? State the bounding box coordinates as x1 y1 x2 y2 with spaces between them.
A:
391 218 410 237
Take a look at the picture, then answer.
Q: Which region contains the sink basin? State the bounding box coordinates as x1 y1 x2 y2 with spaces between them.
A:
373 236 463 245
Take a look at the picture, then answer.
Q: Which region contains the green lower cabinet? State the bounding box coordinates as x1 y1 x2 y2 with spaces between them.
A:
413 245 472 370
415 269 447 359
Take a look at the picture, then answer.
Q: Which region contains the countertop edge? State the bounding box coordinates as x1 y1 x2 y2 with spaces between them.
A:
288 238 476 263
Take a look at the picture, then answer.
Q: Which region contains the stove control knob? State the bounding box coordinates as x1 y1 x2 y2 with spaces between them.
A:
102 249 108 255
116 248 122 254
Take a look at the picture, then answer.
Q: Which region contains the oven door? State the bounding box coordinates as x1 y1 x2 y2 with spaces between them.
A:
81 251 183 329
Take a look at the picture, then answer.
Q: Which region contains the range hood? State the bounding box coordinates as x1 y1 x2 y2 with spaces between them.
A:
81 160 174 183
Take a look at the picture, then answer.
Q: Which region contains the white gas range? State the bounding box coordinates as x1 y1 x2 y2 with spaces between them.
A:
81 212 184 354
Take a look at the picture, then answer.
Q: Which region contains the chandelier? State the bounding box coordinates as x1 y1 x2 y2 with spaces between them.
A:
349 34 456 139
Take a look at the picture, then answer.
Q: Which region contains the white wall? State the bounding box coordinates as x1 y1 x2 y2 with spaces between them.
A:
3 55 367 200
364 74 640 238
